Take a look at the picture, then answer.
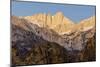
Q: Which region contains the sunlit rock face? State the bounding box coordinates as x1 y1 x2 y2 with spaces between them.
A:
24 12 75 34
11 12 96 66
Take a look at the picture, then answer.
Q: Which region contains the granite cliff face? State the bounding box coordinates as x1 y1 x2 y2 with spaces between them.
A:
24 12 95 34
24 12 75 34
11 12 96 66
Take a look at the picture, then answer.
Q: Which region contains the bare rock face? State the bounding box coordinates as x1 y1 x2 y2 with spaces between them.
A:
24 12 75 34
11 13 96 51
73 16 96 32
24 12 95 35
11 13 96 66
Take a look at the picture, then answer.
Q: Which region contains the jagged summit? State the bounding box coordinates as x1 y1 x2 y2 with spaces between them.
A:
23 12 95 35
24 12 76 34
11 14 96 51
11 12 96 65
12 11 96 33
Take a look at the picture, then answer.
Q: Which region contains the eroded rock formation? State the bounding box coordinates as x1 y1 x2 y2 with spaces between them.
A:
11 12 96 66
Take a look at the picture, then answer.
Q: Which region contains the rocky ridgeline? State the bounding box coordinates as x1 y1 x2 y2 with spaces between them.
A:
24 12 95 34
11 13 96 66
12 13 95 51
24 12 75 34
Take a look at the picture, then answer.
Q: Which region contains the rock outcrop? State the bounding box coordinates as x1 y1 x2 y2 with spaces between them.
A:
24 12 75 34
11 12 96 66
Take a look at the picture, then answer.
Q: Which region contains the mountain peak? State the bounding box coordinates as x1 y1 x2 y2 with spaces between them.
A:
55 11 63 16
11 15 96 51
24 12 75 34
23 13 95 35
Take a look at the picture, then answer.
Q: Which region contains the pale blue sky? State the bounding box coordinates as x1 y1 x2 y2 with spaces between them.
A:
12 1 96 22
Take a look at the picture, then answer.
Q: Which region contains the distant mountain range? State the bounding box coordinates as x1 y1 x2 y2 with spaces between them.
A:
11 12 96 65
23 12 95 34
12 12 95 50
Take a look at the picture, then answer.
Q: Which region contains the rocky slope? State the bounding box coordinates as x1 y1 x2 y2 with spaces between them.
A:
11 13 96 66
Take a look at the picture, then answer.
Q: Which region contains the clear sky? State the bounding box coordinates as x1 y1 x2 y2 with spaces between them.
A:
12 1 96 22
